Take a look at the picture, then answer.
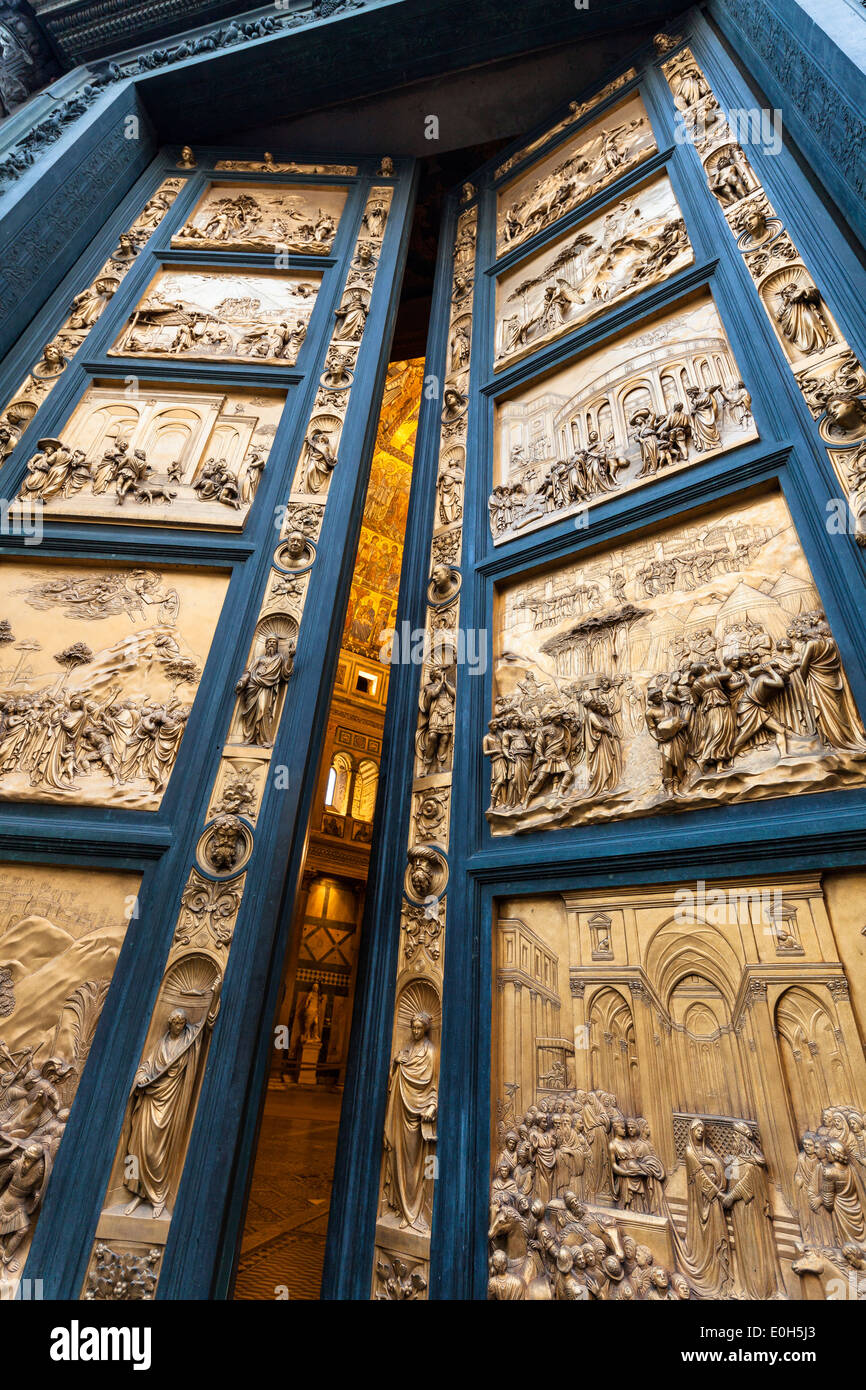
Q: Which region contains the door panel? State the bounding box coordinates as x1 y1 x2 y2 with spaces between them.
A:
0 148 417 1299
333 14 866 1301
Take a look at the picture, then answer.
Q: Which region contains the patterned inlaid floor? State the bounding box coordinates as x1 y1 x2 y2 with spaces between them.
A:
233 1084 341 1301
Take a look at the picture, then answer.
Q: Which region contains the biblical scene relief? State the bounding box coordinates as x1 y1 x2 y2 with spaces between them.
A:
496 94 657 257
16 381 284 529
495 175 693 370
487 492 866 832
111 267 319 365
341 361 420 660
171 182 347 255
0 560 228 810
489 877 866 1300
491 293 756 542
495 71 639 181
0 863 139 1294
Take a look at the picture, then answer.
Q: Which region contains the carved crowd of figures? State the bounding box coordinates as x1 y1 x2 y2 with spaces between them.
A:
175 193 338 253
115 280 315 364
643 611 865 793
17 435 266 512
487 607 864 813
495 182 690 367
0 975 110 1275
489 383 751 538
489 1090 794 1300
497 102 655 252
793 1107 866 1253
0 688 191 794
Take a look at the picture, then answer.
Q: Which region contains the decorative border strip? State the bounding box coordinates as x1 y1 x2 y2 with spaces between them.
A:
370 197 477 1300
661 47 866 542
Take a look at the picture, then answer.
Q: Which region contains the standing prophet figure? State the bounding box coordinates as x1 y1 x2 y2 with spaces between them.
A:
382 1011 438 1231
123 985 220 1220
235 635 295 745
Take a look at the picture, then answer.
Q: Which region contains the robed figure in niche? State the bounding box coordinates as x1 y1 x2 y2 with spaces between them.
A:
382 1011 438 1231
235 636 295 746
123 987 220 1219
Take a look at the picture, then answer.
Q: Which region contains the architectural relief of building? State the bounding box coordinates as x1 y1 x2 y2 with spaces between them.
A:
1 0 865 1318
16 382 282 527
490 875 866 1301
491 294 756 541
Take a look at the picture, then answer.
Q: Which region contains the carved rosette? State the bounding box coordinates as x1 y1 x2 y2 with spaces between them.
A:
661 48 866 542
0 178 185 458
371 201 477 1297
83 168 396 1301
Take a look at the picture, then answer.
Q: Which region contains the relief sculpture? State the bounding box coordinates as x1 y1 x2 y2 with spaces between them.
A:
490 877 866 1299
495 175 693 370
172 182 347 254
496 94 657 256
491 293 756 543
14 383 283 530
111 268 319 366
0 864 138 1295
487 492 866 832
0 561 227 810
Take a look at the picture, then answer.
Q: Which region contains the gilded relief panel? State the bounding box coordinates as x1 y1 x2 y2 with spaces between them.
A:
0 559 229 810
487 491 866 832
171 181 348 255
489 874 866 1300
110 267 320 365
0 862 139 1294
494 173 693 371
491 292 756 542
17 380 284 528
496 94 657 257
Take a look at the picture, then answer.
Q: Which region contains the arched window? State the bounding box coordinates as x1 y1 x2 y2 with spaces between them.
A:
324 752 352 815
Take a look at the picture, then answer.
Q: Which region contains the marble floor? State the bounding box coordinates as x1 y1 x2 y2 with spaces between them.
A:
233 1082 342 1301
